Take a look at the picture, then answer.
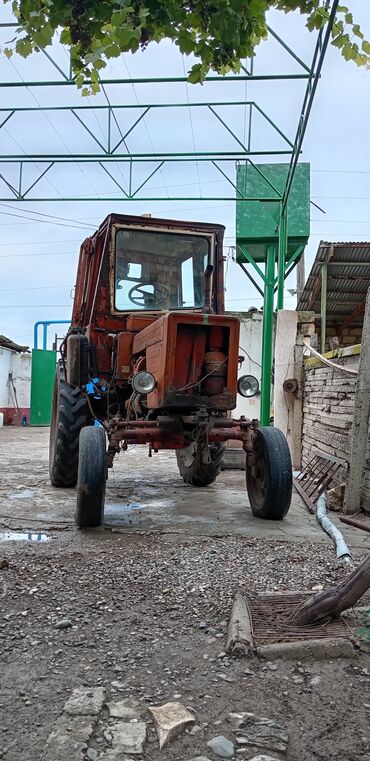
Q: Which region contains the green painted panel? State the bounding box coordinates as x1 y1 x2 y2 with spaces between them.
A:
236 162 310 262
30 349 56 426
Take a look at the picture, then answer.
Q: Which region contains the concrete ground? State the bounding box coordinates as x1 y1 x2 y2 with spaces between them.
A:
1 427 370 761
1 427 369 549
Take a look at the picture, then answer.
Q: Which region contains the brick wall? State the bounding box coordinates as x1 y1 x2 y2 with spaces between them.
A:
301 347 364 504
321 325 363 352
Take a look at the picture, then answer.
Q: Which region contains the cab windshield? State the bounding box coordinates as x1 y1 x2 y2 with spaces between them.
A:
114 228 211 311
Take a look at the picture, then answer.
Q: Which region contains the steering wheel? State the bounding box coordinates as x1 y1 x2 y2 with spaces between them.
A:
128 283 170 307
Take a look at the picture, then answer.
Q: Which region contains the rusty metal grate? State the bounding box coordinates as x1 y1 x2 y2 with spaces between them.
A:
248 593 350 645
293 451 347 513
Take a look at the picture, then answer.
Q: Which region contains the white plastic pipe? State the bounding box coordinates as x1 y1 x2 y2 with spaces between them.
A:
316 493 352 564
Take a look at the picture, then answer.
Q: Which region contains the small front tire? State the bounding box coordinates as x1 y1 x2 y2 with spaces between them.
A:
75 426 107 528
246 426 292 520
176 443 225 487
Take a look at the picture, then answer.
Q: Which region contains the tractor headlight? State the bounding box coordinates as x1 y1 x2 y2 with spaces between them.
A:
132 371 156 395
237 374 260 398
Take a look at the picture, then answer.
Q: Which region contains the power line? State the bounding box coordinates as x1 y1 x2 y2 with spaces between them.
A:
0 202 93 228
312 169 370 174
0 251 75 258
0 238 81 247
0 285 71 292
0 304 71 308
0 209 92 230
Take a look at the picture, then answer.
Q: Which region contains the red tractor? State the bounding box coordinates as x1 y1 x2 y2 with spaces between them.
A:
49 214 292 527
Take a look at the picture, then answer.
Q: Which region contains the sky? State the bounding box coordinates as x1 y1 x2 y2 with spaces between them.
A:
0 1 370 349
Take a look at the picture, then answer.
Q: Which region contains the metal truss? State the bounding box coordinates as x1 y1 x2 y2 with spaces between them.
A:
0 7 338 204
0 2 340 427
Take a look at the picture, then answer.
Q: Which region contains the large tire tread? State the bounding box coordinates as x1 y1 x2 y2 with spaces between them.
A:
246 426 292 520
49 363 89 488
76 426 106 528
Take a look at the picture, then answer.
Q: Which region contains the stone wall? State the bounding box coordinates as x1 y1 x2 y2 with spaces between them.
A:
301 347 360 489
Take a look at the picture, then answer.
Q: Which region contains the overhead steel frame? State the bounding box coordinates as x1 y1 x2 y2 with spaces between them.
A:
0 2 339 424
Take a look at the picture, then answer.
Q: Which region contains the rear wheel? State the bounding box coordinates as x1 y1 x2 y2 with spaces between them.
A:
49 362 90 487
246 426 292 520
75 426 107 528
176 442 225 486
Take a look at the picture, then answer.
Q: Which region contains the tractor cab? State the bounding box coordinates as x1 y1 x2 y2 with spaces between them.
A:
114 226 210 312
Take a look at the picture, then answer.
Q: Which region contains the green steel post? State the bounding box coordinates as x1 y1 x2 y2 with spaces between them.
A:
320 261 328 354
277 207 287 309
260 245 275 426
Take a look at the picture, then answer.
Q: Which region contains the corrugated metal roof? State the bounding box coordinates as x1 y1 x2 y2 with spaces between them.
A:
297 241 370 321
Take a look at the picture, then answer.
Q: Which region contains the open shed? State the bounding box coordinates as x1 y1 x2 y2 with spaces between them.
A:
297 241 370 353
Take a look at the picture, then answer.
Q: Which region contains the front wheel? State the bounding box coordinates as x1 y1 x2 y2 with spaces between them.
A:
246 426 292 520
75 426 107 528
49 362 90 487
176 443 225 487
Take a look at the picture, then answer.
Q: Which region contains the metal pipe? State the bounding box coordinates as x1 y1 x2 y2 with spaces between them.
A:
33 320 70 349
277 206 287 310
320 262 328 354
0 74 310 89
339 515 370 534
260 245 275 426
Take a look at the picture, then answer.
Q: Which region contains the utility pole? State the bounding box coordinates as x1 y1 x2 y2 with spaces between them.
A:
296 253 305 301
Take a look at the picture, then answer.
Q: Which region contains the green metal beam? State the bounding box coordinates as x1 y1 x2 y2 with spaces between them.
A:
236 245 268 285
0 74 311 88
260 245 276 426
281 0 339 213
277 207 287 309
239 263 264 298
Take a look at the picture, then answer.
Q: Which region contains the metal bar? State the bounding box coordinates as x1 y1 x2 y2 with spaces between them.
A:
260 245 275 426
0 111 14 129
40 49 69 80
129 161 133 197
18 162 23 198
208 106 249 153
323 262 370 268
43 324 48 351
99 163 128 198
107 107 111 154
244 157 282 197
33 320 70 350
237 244 267 285
247 104 253 152
320 261 328 354
0 194 293 202
21 163 54 199
284 244 304 273
131 161 165 198
0 173 19 198
211 161 242 196
101 83 127 157
239 263 264 298
0 74 310 88
339 515 370 533
281 0 338 213
266 26 311 73
0 150 291 160
253 103 294 148
70 109 107 153
273 245 304 287
0 100 257 113
277 206 287 309
111 107 151 154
